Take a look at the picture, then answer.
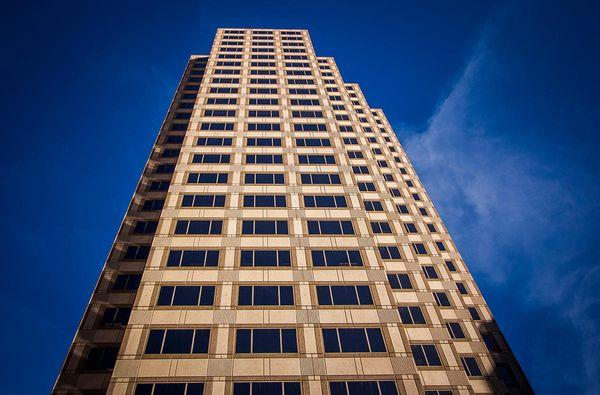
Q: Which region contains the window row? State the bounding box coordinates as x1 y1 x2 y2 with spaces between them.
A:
170 220 364 236
194 137 386 148
133 381 402 395
126 246 455 269
191 153 394 165
177 194 426 210
144 327 392 355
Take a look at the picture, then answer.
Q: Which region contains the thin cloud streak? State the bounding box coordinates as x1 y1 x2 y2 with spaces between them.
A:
400 9 600 394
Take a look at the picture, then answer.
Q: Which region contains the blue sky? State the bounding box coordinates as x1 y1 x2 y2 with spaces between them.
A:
0 0 598 393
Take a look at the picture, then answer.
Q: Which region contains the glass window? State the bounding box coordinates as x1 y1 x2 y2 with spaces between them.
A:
145 329 209 354
468 307 481 320
113 273 141 291
446 322 466 339
244 173 285 184
124 245 150 260
134 383 204 395
434 292 451 307
422 266 438 279
481 332 501 352
181 194 226 208
329 381 398 395
244 195 286 208
364 201 384 211
387 273 412 290
404 223 418 233
311 250 362 267
240 250 291 267
235 329 297 353
100 307 131 326
167 250 219 267
174 220 222 235
317 285 373 305
445 260 457 272
370 221 392 234
304 195 347 208
398 306 426 324
242 220 288 235
413 243 428 255
307 220 354 235
187 172 228 184
461 357 483 376
157 286 215 306
233 382 300 395
323 328 386 353
238 286 294 306
83 346 119 370
162 330 194 353
378 246 401 260
411 344 442 366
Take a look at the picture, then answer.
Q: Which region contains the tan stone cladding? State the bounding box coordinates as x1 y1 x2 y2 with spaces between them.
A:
53 29 532 395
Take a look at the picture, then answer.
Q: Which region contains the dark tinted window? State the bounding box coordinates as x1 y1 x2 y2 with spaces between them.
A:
235 329 297 353
134 383 204 395
398 306 426 324
323 328 386 353
317 286 373 305
167 250 219 267
434 292 451 307
387 273 412 290
233 382 300 395
100 307 132 326
113 273 141 291
411 344 442 366
378 246 402 260
307 220 354 235
242 220 288 235
124 245 151 260
243 195 286 207
188 172 229 184
83 346 118 370
182 195 226 208
461 357 482 376
145 329 210 354
157 286 215 306
244 173 285 184
311 250 362 267
238 286 294 306
240 250 291 267
174 220 222 235
329 381 398 395
303 195 347 208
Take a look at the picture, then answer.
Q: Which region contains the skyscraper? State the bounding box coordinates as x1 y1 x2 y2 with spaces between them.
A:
54 28 532 395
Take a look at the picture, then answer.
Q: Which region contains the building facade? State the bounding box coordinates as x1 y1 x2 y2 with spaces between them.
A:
54 28 532 395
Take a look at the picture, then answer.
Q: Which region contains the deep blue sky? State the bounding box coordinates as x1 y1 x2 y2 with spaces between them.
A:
0 1 598 393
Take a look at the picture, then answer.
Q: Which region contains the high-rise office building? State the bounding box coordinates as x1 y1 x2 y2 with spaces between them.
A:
54 28 532 395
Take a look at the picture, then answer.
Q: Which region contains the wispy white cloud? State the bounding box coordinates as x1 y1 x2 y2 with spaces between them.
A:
399 9 600 394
